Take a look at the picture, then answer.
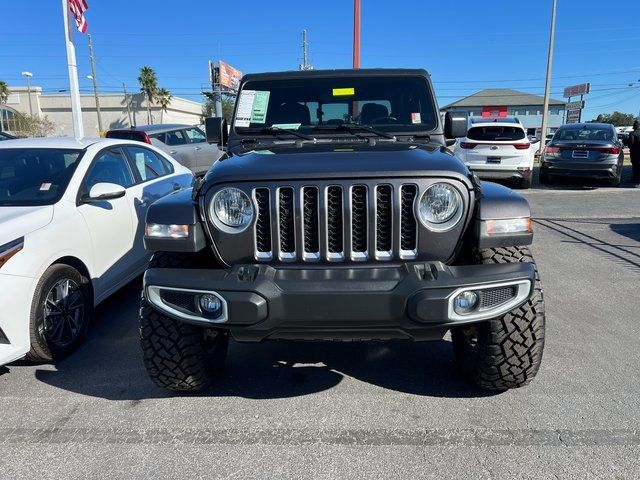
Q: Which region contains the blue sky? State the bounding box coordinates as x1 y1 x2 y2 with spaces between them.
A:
1 0 639 120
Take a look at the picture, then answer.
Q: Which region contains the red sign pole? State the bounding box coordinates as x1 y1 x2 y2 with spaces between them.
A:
353 0 361 69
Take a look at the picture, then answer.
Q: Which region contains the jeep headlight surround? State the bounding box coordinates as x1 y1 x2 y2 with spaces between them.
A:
418 182 464 231
210 187 254 232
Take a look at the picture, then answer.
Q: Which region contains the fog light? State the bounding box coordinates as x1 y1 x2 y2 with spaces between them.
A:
453 291 479 315
199 294 222 317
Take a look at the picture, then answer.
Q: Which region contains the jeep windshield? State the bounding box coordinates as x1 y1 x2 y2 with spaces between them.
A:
233 75 438 139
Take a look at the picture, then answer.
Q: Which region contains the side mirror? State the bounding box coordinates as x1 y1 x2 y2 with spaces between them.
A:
205 117 228 146
444 112 468 139
86 182 126 201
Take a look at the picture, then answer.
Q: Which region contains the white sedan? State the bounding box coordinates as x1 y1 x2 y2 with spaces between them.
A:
0 137 193 366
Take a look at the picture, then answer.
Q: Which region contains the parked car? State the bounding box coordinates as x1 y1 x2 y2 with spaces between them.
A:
454 118 533 188
140 68 545 392
106 124 222 176
0 132 17 141
539 123 624 186
0 137 193 366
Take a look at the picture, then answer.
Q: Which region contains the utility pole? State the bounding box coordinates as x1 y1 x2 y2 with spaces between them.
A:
539 0 557 153
122 82 133 126
209 60 222 118
21 71 34 116
87 34 103 134
353 0 361 68
300 30 313 70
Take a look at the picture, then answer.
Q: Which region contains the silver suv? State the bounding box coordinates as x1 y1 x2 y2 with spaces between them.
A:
106 124 222 176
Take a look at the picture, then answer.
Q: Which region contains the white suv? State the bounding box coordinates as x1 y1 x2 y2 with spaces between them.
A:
454 118 533 189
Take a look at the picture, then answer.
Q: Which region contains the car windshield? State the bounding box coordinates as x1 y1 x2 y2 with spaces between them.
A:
0 148 83 206
467 126 525 141
233 75 438 136
554 125 614 142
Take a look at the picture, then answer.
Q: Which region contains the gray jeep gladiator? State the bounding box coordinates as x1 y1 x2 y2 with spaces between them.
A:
141 69 545 391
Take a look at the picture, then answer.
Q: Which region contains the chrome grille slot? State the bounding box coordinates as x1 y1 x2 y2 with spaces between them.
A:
351 185 368 260
302 186 320 261
375 184 393 259
254 188 272 260
277 187 296 260
400 185 418 258
326 186 344 260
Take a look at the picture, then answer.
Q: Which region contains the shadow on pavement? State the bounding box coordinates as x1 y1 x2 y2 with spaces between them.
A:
31 280 497 401
611 222 640 243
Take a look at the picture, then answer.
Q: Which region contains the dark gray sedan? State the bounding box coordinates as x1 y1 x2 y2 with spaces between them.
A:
539 123 625 186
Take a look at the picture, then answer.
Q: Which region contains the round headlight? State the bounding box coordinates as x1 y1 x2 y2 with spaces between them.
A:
419 183 463 228
211 187 254 229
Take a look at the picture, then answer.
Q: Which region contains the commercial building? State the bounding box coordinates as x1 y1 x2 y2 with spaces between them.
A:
440 88 566 135
1 85 204 136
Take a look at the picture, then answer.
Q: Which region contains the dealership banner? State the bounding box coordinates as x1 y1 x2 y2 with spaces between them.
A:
219 61 243 91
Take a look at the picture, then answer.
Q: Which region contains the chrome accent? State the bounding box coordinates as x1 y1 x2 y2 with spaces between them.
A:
301 186 321 262
276 186 296 262
325 185 345 262
147 286 228 324
399 184 418 260
349 184 369 261
374 184 393 261
252 188 273 261
447 280 531 322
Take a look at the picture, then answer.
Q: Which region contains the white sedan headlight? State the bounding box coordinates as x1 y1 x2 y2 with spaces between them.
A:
210 187 254 231
418 183 463 230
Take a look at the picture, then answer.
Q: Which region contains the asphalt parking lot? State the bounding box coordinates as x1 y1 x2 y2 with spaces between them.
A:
1 168 639 479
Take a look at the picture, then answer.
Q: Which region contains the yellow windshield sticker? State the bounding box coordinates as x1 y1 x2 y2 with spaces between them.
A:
332 87 355 96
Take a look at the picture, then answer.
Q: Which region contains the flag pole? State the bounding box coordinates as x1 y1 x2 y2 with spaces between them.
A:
62 0 84 138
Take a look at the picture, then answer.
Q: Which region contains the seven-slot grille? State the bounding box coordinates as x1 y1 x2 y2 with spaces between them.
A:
253 183 419 263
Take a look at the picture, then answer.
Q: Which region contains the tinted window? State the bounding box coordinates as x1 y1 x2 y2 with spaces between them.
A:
235 76 438 133
163 130 188 146
467 126 526 141
184 127 206 144
106 130 147 142
0 148 83 206
554 125 614 142
126 146 173 181
85 148 134 189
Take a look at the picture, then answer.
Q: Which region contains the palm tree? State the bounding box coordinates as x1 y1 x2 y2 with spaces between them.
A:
0 81 10 132
156 88 172 123
137 66 158 124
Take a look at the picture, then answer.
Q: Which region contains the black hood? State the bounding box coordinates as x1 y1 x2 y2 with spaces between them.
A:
203 143 473 188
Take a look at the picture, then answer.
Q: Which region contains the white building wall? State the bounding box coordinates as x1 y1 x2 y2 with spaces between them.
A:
4 85 204 136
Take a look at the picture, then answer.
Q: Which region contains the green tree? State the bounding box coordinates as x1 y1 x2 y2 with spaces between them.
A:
137 66 158 124
0 80 10 132
202 95 235 123
156 88 172 123
596 111 636 127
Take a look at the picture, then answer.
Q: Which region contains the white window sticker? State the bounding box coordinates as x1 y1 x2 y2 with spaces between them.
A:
39 182 52 191
235 90 256 127
411 112 422 124
272 123 301 130
235 90 270 127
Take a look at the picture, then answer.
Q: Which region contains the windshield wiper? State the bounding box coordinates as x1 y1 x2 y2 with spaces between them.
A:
259 126 315 141
314 123 396 141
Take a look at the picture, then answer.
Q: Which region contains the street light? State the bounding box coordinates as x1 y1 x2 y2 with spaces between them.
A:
21 71 33 117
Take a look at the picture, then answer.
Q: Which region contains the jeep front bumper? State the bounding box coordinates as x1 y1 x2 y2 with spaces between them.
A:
143 262 535 342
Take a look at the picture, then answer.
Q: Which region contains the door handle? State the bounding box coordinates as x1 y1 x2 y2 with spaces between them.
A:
194 146 202 151
169 150 178 155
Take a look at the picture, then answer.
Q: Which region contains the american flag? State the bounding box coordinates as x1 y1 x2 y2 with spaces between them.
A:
68 0 89 33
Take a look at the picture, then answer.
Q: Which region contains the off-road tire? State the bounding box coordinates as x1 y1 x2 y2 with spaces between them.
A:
452 246 545 390
26 264 92 362
140 252 228 391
